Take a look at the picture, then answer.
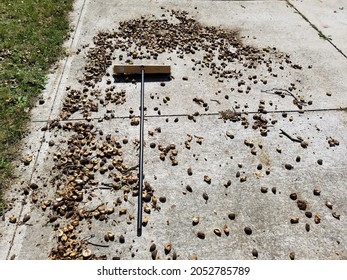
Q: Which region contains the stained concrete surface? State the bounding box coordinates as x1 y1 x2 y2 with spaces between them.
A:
0 0 346 260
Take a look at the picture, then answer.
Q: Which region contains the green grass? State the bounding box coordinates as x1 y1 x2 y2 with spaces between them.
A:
0 0 73 214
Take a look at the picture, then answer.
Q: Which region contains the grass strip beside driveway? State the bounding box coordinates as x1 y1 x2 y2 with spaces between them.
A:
0 0 73 213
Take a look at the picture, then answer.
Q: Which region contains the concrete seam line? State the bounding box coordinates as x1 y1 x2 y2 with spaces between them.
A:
285 0 347 59
29 106 347 123
5 0 88 260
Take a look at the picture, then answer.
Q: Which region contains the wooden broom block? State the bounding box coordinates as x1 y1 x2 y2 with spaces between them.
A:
113 65 171 74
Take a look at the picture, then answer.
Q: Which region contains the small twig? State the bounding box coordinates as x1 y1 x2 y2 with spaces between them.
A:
210 99 221 104
82 234 109 247
279 129 302 143
121 164 139 174
127 199 135 206
262 88 300 102
232 106 240 114
62 164 82 171
87 241 110 248
101 182 117 188
98 186 114 190
82 234 95 241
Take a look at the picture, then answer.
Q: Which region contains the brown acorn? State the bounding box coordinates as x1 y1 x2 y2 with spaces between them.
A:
332 212 340 220
213 228 222 237
150 243 156 252
291 216 299 224
9 215 17 224
314 215 321 224
223 224 230 236
192 216 200 226
228 213 236 220
244 227 252 235
22 214 31 223
151 249 157 260
164 243 172 254
202 192 209 203
204 175 211 184
119 234 125 243
313 188 321 196
297 200 307 211
305 223 310 232
325 201 333 209
285 163 294 170
197 231 205 239
305 211 313 218
261 187 268 193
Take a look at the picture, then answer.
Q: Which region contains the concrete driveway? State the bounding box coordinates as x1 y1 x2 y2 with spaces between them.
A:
0 0 346 260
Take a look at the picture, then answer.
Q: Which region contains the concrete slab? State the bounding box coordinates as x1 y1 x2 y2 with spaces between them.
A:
1 0 346 260
44 0 347 122
291 0 347 56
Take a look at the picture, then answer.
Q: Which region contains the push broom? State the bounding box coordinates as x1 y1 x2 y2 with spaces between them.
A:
113 65 171 236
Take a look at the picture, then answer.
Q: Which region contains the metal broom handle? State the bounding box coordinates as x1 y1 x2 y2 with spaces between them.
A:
137 67 145 236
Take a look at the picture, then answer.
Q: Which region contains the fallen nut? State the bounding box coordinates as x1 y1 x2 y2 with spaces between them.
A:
244 227 252 235
325 201 333 209
305 211 313 218
164 243 172 254
202 192 209 203
9 215 17 224
226 131 234 139
119 234 125 243
204 175 211 184
332 212 340 220
261 186 268 193
284 163 294 170
150 243 156 252
213 228 222 237
313 188 321 196
297 200 307 211
223 224 230 236
192 216 200 225
314 215 321 224
82 248 92 258
228 213 236 220
305 223 310 232
22 214 31 223
290 216 299 224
